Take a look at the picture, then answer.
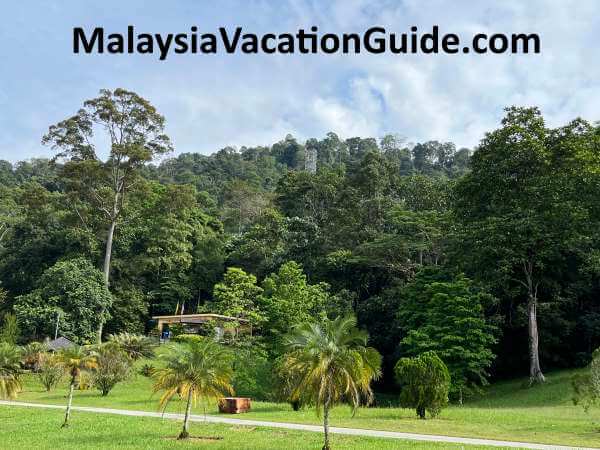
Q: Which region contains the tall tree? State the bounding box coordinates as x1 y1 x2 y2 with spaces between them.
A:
399 270 497 403
455 107 598 384
42 88 172 341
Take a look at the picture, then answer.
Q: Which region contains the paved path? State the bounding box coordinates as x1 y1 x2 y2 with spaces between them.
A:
0 400 594 450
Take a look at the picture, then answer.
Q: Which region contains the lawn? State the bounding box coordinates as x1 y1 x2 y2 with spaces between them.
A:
9 366 600 448
0 405 498 449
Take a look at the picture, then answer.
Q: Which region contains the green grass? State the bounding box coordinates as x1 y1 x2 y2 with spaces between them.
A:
10 366 600 448
0 405 497 449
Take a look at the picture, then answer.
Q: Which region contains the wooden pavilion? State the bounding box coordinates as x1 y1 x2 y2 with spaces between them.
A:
152 313 251 342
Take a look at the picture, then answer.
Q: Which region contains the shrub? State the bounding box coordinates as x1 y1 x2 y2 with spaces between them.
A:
0 342 22 399
231 339 275 400
21 342 49 372
171 334 204 344
0 313 20 345
572 348 600 411
139 363 156 377
37 355 63 392
395 351 450 419
107 333 156 360
91 343 132 396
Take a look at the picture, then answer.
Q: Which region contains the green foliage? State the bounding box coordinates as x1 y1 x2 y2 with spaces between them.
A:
572 348 600 412
13 258 112 344
282 315 381 450
107 333 156 361
209 267 264 325
91 343 133 396
399 269 497 401
20 341 48 372
37 354 64 392
231 338 275 400
0 342 22 399
282 315 382 412
395 351 450 419
171 333 205 344
139 363 156 378
260 261 330 343
153 339 234 439
454 107 600 381
0 312 19 344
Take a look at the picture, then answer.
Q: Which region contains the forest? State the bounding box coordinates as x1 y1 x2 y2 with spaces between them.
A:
1 88 599 400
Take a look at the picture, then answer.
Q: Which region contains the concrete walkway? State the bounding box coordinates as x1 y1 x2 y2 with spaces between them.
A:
0 400 595 450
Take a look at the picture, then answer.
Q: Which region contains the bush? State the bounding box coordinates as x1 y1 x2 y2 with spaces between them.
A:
91 343 132 396
37 355 63 392
0 313 19 345
0 342 22 399
171 333 204 344
572 347 600 411
21 342 49 372
139 363 156 377
107 333 156 360
395 351 450 419
231 339 275 400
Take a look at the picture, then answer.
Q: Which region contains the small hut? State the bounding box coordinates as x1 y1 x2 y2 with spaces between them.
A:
45 336 75 352
152 313 251 343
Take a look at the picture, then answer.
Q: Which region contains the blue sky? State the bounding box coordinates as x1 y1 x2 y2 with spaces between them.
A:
1 0 599 162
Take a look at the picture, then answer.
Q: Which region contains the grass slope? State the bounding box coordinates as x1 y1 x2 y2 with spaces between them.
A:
11 367 600 448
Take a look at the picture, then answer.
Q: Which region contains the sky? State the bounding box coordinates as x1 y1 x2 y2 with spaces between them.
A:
1 0 599 162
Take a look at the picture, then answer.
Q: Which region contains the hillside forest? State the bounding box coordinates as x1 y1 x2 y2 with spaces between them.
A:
1 89 599 398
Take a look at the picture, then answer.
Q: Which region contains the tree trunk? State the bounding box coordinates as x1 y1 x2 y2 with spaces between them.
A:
61 379 75 428
523 262 545 385
458 387 463 406
97 218 116 343
528 295 545 384
178 388 193 439
322 401 331 450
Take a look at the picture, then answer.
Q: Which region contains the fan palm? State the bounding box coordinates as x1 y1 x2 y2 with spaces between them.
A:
0 342 22 399
55 345 97 428
153 339 234 439
107 332 156 360
282 315 382 450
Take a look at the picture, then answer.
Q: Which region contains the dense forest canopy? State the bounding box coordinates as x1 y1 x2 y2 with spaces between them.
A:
1 90 599 392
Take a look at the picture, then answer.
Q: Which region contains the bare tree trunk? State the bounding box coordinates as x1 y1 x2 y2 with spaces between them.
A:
61 380 75 428
97 218 116 343
322 400 331 450
524 262 545 385
528 295 545 384
178 388 193 439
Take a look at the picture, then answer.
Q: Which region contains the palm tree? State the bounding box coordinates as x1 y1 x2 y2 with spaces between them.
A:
0 342 22 399
107 332 156 361
282 315 382 450
55 345 97 428
153 339 234 440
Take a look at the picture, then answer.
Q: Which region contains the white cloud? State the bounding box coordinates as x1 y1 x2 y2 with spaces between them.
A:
2 0 600 161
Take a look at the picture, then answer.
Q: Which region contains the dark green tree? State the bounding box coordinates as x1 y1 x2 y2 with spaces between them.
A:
455 107 598 384
42 88 173 341
14 258 112 344
395 351 450 419
400 271 497 403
